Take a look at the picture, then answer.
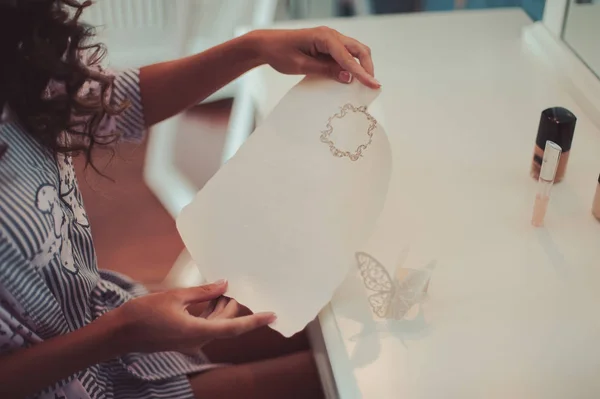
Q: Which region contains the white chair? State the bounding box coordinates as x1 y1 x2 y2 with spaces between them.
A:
83 0 279 288
141 0 278 220
286 0 372 18
82 0 270 102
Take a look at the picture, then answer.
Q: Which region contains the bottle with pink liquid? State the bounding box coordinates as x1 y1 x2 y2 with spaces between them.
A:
532 141 562 227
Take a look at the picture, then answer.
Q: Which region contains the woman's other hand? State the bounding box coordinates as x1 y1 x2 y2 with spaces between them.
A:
104 280 275 353
249 27 380 89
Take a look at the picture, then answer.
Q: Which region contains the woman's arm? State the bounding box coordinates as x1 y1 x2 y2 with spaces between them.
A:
0 313 120 398
0 281 274 398
138 27 378 127
139 33 262 127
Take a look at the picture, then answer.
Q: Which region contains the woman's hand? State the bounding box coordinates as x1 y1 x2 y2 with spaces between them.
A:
0 280 270 398
141 26 379 126
249 27 380 89
106 280 275 353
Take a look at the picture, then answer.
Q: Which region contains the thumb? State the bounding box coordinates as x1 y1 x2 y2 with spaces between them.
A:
299 56 352 84
172 280 228 304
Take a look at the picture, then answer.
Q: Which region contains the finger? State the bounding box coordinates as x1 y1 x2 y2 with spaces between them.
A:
172 280 227 304
341 36 375 77
296 55 351 84
215 298 241 319
197 298 218 318
323 35 379 88
205 312 277 339
206 296 230 319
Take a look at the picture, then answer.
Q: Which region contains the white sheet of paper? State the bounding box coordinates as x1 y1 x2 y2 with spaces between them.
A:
177 76 392 336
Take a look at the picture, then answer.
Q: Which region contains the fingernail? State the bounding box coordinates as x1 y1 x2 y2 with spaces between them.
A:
268 313 277 323
371 77 381 87
213 279 227 286
338 71 352 83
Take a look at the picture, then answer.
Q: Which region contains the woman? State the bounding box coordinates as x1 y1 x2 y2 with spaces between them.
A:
0 0 379 398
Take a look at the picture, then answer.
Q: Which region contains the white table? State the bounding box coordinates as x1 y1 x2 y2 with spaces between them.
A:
234 9 600 398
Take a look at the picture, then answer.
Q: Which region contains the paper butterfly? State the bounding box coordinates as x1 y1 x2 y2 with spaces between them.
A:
356 251 435 320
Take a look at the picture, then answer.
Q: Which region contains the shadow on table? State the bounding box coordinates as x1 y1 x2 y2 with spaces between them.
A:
332 269 433 368
535 227 569 277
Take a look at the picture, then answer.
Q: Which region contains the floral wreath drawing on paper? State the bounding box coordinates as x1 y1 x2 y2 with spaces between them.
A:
320 103 378 161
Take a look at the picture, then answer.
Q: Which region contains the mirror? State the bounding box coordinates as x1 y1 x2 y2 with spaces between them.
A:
562 0 600 77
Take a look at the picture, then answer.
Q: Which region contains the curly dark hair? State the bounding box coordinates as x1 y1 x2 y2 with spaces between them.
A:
0 0 128 172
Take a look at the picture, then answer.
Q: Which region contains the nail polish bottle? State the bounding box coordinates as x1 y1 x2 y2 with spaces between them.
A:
592 173 600 221
530 107 577 183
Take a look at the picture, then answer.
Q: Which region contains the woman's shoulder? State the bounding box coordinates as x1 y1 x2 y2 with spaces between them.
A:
0 121 58 172
0 121 62 260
